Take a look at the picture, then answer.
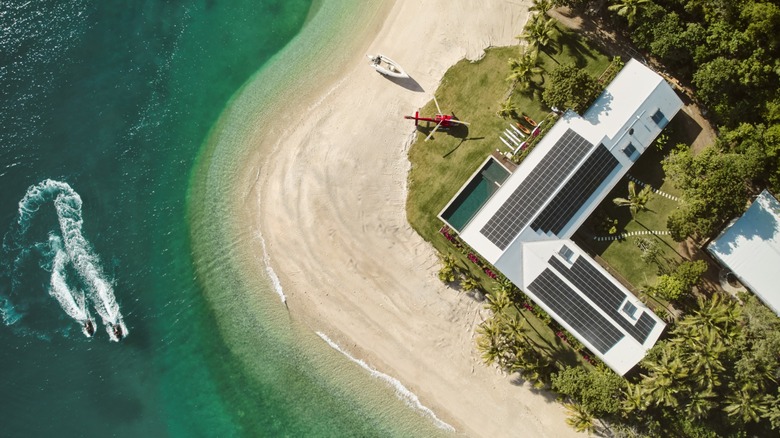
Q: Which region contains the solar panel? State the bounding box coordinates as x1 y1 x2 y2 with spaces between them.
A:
481 129 593 249
549 256 657 344
531 144 619 235
527 268 625 354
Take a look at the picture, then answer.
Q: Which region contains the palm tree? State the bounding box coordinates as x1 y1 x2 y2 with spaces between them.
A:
506 50 543 91
529 0 554 15
517 17 558 58
565 402 597 434
724 383 769 423
476 318 505 366
613 180 652 217
763 394 780 430
485 288 511 317
502 312 526 340
607 0 650 27
497 97 518 119
459 273 480 292
686 387 717 420
437 254 459 283
621 383 649 415
518 351 551 388
684 325 727 389
495 278 521 302
676 293 741 342
640 346 689 408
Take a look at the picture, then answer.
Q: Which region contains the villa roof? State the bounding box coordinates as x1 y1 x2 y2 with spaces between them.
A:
708 190 780 316
445 59 683 375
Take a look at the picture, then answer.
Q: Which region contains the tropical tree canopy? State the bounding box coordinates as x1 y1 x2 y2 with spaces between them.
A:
664 147 752 241
552 366 626 416
541 64 600 113
608 0 651 26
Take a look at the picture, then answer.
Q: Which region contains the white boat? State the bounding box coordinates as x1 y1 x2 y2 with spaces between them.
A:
366 54 409 79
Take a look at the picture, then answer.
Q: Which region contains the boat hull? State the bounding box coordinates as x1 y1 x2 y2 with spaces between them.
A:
367 54 409 79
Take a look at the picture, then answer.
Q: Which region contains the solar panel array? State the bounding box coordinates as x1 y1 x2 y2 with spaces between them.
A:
531 145 620 236
527 268 625 354
549 256 657 344
481 129 593 249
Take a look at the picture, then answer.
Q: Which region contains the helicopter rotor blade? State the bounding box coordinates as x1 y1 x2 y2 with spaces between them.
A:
448 119 470 126
433 96 443 115
425 120 444 142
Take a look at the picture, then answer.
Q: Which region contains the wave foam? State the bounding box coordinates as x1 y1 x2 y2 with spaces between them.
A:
3 179 127 340
257 231 287 306
316 331 455 432
47 235 89 322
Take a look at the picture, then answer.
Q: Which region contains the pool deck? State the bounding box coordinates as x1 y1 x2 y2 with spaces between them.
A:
491 149 518 173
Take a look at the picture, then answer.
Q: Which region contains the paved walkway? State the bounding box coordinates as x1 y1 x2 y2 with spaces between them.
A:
593 230 671 241
626 174 680 202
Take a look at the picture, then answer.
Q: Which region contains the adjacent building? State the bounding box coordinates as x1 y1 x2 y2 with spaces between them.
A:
708 190 780 316
440 59 683 375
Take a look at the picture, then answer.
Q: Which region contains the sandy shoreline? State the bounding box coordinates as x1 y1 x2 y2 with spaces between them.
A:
249 1 579 436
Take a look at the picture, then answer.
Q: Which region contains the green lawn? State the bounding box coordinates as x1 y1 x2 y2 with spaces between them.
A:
578 158 684 285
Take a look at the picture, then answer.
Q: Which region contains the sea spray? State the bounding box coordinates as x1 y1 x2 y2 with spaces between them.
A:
316 331 456 432
0 295 22 326
258 231 287 306
4 179 127 340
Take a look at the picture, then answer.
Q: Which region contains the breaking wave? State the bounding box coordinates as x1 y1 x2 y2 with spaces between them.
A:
258 231 287 306
316 331 455 432
1 179 127 340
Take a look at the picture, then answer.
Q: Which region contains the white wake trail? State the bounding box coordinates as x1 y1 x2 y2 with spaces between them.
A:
13 179 127 340
47 235 89 322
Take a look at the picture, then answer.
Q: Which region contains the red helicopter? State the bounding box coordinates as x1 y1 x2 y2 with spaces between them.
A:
405 96 470 141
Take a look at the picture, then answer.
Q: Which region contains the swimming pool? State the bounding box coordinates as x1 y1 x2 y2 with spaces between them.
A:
440 156 511 232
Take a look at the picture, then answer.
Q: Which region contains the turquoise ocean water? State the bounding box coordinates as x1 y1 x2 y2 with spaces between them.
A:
0 1 448 436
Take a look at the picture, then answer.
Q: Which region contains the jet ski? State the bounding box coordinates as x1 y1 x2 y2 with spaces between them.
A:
113 324 124 340
82 319 95 337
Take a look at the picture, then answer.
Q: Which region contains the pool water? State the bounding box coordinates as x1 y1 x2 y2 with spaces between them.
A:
441 157 510 232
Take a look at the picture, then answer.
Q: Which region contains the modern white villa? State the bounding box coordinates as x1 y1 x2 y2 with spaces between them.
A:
439 59 684 375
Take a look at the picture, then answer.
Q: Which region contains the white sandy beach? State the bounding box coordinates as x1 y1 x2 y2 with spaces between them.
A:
251 1 579 436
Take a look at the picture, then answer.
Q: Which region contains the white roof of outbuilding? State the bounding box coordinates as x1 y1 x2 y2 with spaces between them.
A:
708 190 780 315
